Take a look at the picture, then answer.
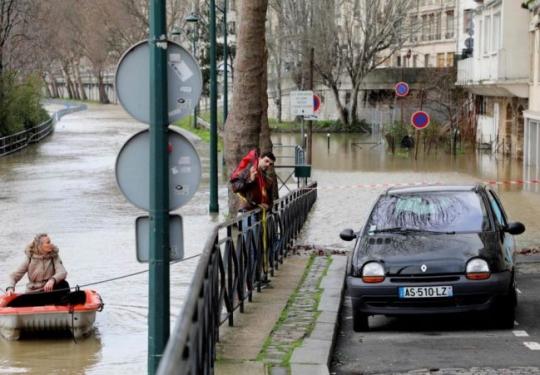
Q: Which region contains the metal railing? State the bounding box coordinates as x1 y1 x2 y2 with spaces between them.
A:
0 103 87 157
157 182 318 375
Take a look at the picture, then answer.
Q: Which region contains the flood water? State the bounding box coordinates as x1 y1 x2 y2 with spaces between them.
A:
1 104 540 374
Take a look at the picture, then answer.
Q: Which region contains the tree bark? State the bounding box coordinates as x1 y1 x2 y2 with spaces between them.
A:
331 84 348 126
74 61 87 101
224 0 269 215
96 70 110 104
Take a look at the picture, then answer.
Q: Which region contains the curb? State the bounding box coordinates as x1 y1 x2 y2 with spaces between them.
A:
289 255 347 375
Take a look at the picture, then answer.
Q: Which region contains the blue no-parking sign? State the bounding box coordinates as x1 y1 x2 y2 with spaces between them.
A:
411 111 430 129
395 82 409 97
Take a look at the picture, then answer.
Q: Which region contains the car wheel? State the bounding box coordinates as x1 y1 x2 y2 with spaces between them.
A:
495 282 517 329
352 311 369 332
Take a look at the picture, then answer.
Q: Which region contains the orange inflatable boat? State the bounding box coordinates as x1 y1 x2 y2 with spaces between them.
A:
0 289 104 340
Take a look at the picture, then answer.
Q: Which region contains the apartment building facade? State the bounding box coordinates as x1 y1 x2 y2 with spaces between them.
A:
524 0 540 171
456 0 529 159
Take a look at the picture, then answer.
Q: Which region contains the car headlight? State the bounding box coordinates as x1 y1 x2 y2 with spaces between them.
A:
466 258 491 280
362 262 385 283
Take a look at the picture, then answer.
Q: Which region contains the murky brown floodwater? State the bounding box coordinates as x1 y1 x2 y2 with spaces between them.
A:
1 104 539 374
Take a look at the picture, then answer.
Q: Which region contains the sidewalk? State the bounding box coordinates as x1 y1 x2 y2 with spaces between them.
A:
215 253 347 375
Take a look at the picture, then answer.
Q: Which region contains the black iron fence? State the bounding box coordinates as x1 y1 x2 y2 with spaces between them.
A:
157 182 318 375
0 103 86 157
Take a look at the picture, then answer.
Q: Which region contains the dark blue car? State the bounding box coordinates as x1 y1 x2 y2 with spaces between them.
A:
340 185 525 331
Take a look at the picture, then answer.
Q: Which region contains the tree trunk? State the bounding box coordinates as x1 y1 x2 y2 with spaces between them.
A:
75 62 88 101
224 0 269 215
41 74 52 98
97 71 110 104
62 65 74 99
331 84 348 126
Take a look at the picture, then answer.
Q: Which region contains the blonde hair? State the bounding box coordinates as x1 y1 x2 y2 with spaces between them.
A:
28 233 49 254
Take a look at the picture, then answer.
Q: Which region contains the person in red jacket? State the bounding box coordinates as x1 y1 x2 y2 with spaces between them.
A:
230 149 276 211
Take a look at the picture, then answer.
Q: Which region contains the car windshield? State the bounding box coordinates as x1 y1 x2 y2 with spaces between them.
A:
367 191 489 233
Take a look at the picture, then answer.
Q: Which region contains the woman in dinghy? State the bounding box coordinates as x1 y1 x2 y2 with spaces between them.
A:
5 233 69 296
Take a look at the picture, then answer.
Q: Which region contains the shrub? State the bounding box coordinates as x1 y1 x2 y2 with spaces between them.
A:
0 72 49 137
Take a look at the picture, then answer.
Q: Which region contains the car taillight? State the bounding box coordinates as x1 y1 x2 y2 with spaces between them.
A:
362 262 385 283
466 258 490 280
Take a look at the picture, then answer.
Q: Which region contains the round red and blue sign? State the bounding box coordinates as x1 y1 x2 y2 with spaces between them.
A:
411 111 430 129
395 82 409 97
313 95 321 112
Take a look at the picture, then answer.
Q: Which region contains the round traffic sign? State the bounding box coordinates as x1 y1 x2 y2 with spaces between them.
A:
411 111 430 129
115 40 203 124
313 95 321 112
395 82 409 97
115 128 202 211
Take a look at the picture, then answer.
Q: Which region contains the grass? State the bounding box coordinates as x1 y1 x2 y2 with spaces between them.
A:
174 114 224 151
257 255 333 370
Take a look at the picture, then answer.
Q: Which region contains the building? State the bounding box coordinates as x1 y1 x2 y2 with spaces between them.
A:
524 0 540 171
391 0 458 69
456 0 529 159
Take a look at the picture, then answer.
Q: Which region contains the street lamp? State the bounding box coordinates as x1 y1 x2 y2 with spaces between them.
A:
185 12 199 129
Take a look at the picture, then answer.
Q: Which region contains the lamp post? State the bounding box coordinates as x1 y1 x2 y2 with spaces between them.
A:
185 13 199 129
209 0 219 213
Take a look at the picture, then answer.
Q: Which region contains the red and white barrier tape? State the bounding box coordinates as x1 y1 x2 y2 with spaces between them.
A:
303 179 540 191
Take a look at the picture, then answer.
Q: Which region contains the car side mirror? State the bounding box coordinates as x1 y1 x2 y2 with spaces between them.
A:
505 222 525 235
340 228 357 241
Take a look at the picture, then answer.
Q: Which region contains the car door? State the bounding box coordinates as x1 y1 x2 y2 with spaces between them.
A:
486 189 515 265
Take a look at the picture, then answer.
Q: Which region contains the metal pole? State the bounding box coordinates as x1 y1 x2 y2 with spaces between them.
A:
192 34 198 129
148 0 170 373
209 0 219 213
223 0 228 123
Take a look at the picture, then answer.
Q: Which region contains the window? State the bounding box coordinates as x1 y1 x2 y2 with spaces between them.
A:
446 52 454 67
413 55 418 67
397 55 402 67
446 10 455 39
435 12 442 40
478 19 483 56
424 54 430 67
428 13 435 40
463 9 474 34
487 191 507 227
410 15 418 42
422 15 428 41
492 13 501 52
367 192 489 233
436 53 445 67
484 16 491 55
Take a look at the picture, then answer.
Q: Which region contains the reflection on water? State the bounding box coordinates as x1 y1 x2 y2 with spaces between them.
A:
272 132 540 250
1 105 540 373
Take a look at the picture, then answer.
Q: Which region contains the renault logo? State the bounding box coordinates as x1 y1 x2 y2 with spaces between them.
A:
421 264 428 272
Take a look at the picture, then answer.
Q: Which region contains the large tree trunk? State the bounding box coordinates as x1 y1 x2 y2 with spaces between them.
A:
224 0 269 215
331 84 348 126
74 62 88 101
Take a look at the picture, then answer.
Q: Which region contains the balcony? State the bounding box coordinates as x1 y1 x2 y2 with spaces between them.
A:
456 50 529 97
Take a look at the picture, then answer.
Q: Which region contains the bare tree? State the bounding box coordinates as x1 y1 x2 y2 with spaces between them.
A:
224 0 270 214
314 0 412 129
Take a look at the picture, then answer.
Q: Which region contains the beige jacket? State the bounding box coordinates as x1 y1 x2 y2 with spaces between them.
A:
7 246 67 292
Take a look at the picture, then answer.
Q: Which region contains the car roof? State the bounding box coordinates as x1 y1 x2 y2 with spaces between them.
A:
384 184 484 195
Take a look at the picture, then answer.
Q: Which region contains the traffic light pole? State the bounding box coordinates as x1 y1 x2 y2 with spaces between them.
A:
148 0 170 373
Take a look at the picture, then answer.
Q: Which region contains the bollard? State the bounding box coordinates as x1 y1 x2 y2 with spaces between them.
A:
327 133 330 150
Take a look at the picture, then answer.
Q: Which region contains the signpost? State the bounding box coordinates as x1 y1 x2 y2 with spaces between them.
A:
290 91 314 149
411 111 431 129
395 82 409 97
114 7 203 370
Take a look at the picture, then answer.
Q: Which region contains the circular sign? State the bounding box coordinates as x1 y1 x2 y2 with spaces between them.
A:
395 82 409 97
115 128 202 211
313 95 321 112
411 111 430 129
115 39 203 124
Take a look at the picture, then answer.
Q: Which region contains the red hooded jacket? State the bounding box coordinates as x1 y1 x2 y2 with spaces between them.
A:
230 149 271 209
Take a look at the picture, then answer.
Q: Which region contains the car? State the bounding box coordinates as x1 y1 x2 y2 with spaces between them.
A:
340 184 525 332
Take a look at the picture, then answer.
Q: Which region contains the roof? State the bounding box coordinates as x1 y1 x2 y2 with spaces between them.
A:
384 184 483 195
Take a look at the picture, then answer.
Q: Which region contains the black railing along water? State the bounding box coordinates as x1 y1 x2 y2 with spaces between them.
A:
157 182 318 375
0 103 87 157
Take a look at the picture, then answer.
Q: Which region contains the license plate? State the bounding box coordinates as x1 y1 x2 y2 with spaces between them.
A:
398 286 453 298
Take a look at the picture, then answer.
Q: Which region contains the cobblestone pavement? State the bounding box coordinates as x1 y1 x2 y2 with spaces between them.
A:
260 256 331 371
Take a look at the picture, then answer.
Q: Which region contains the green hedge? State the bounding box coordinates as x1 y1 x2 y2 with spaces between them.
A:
0 72 49 137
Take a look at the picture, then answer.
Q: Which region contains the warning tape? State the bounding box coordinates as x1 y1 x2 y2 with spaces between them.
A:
301 179 540 191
